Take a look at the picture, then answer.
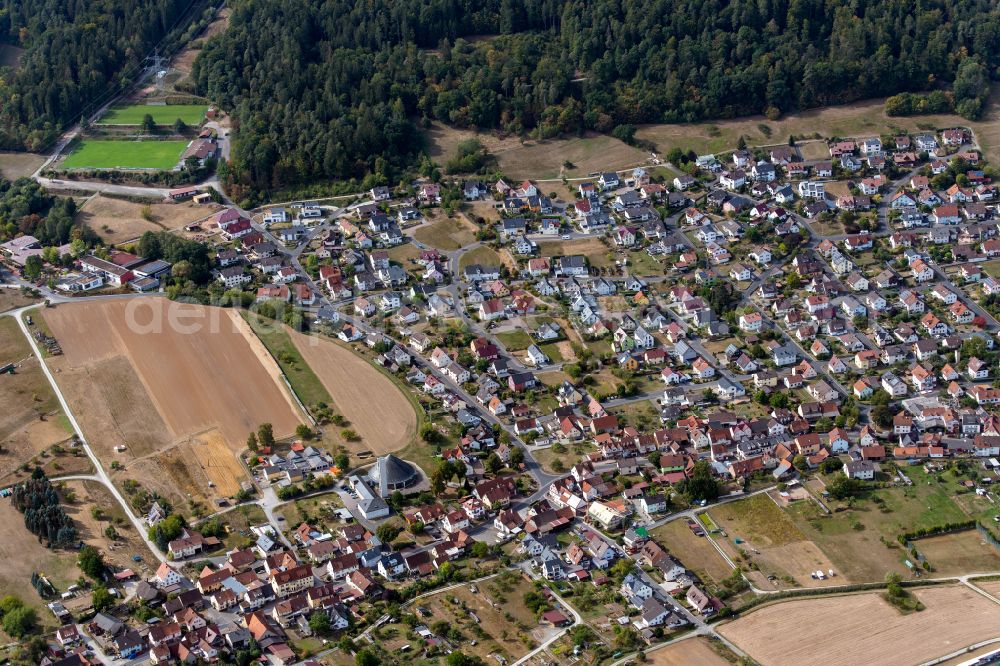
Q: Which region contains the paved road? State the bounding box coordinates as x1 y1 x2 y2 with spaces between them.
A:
35 177 174 198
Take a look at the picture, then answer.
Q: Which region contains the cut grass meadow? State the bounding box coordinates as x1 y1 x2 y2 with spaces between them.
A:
61 139 187 170
97 104 207 126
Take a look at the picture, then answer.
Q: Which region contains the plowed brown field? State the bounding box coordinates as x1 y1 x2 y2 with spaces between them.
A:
42 298 304 505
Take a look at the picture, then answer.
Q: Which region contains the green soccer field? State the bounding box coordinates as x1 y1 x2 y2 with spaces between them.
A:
96 104 208 126
61 140 188 170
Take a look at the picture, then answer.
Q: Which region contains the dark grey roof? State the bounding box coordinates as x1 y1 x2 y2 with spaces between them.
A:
368 454 417 493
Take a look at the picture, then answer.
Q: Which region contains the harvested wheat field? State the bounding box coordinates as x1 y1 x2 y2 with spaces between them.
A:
719 586 1000 666
76 193 220 243
648 637 732 666
288 330 417 456
41 298 303 504
915 530 1000 576
191 429 245 496
969 579 1000 599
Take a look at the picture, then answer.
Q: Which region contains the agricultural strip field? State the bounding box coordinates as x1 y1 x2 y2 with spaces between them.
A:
647 637 733 666
97 104 208 126
286 328 418 457
241 312 333 410
0 316 75 485
718 585 1000 666
41 298 303 507
708 493 840 588
77 194 220 242
61 140 188 170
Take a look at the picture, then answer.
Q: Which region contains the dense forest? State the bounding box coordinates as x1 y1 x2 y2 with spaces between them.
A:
10 469 77 547
0 0 214 151
138 229 212 282
192 0 1000 198
0 177 92 247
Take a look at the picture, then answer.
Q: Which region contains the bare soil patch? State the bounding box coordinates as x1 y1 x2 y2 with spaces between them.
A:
0 288 39 313
76 194 220 243
0 151 44 180
288 330 417 457
168 7 232 83
648 637 733 666
718 586 1000 666
191 428 246 496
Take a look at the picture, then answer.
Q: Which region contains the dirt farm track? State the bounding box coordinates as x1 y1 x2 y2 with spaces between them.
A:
41 298 304 505
718 585 1000 666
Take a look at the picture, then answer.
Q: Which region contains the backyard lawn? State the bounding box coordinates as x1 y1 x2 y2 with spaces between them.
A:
495 330 533 351
61 140 187 170
458 245 502 271
97 104 208 126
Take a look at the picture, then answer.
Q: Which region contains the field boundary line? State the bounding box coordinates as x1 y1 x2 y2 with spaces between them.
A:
238 313 316 427
963 580 1000 606
699 514 739 572
919 637 1000 666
